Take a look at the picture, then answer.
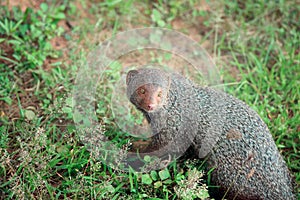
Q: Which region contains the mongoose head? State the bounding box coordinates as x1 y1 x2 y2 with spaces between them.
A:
126 68 169 113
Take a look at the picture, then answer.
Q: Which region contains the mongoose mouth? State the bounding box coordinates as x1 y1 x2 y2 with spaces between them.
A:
142 104 160 113
144 107 156 112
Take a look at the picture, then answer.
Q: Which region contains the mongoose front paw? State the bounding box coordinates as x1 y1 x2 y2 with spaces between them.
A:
130 140 152 153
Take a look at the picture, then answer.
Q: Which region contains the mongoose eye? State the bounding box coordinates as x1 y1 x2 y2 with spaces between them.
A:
139 88 145 94
158 91 162 97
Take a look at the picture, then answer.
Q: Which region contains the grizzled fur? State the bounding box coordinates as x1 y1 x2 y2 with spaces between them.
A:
126 68 296 200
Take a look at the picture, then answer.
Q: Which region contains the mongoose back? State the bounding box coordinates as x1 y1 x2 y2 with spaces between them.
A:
126 67 296 200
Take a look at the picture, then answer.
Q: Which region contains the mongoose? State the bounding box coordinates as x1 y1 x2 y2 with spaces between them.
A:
126 67 296 200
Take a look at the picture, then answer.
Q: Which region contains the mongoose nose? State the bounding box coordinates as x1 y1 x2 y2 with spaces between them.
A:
148 104 155 110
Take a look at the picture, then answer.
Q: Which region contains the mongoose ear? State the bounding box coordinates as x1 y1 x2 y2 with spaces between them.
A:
126 70 139 85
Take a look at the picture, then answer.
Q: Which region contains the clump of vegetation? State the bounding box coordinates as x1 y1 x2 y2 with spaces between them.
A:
0 3 65 71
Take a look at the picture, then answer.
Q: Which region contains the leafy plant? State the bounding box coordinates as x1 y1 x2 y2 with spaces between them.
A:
0 64 14 105
174 168 210 200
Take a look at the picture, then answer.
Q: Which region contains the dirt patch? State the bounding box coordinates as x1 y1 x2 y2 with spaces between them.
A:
171 17 212 50
0 37 14 65
1 0 44 12
43 35 69 71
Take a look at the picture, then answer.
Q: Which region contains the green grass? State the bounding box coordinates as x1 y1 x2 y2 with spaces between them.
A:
0 0 299 199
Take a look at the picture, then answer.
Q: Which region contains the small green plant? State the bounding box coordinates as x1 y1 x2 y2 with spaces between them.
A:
149 0 206 27
174 168 210 200
139 161 210 199
0 64 14 105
